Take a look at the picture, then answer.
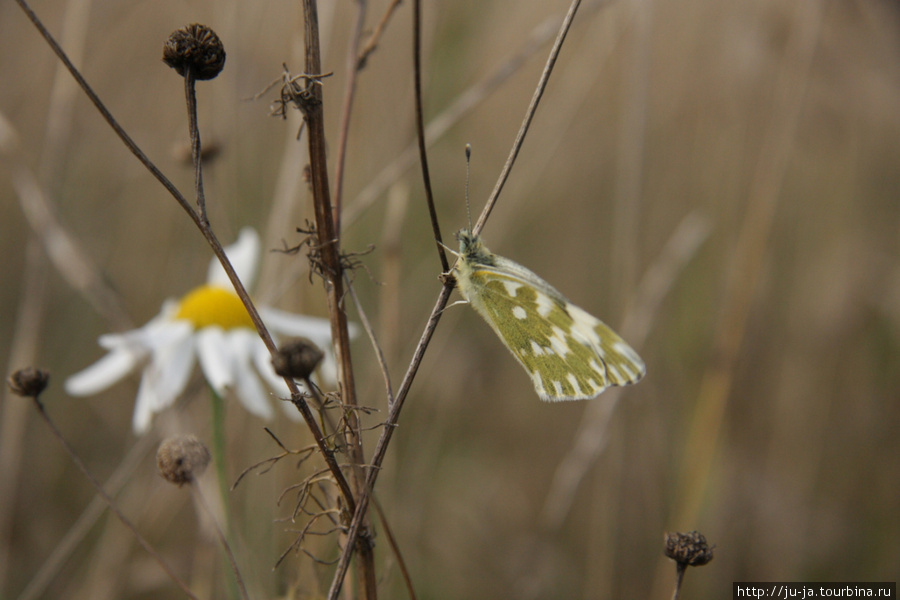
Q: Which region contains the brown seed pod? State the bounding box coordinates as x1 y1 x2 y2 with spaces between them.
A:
272 338 324 381
7 367 50 398
162 24 226 80
664 530 714 567
157 435 212 486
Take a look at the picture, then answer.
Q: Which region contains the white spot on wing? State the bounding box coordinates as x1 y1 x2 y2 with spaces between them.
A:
535 292 555 317
614 341 642 364
531 371 546 394
512 306 527 320
502 280 522 297
549 327 570 356
607 364 624 382
566 373 583 397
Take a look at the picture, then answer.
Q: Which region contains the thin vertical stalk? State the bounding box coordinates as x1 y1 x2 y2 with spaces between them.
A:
299 0 375 597
328 1 586 596
412 0 449 272
209 390 230 515
183 69 209 224
473 0 583 236
332 0 368 235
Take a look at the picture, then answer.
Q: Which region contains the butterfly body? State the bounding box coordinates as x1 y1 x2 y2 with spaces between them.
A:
453 229 645 400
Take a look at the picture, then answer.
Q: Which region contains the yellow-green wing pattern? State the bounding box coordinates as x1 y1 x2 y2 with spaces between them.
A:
453 229 645 401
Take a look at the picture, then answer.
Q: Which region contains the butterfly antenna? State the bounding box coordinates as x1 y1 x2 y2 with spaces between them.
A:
465 143 473 231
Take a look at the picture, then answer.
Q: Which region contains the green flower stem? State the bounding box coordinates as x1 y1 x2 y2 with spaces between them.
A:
209 388 239 600
209 387 230 513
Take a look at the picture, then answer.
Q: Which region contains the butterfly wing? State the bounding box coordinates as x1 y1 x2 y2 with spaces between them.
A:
457 254 645 401
566 304 646 386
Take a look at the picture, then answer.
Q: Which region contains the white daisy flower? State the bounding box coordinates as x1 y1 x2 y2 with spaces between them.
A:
65 228 340 433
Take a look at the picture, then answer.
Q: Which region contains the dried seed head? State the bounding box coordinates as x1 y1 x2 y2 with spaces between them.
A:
7 367 50 398
272 338 324 381
157 435 211 486
162 24 226 80
664 530 714 567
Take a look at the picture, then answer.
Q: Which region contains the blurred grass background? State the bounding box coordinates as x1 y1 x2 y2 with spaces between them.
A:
2 0 899 598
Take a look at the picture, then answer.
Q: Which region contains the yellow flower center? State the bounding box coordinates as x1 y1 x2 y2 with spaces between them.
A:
174 285 254 330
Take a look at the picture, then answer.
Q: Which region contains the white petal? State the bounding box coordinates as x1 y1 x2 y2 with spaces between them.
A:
258 306 336 339
150 324 196 407
229 330 274 419
97 331 135 351
251 337 287 392
207 228 259 289
66 316 181 396
131 322 196 433
195 326 233 395
95 301 179 351
249 337 302 421
141 318 195 351
318 350 340 385
132 376 157 434
65 347 142 396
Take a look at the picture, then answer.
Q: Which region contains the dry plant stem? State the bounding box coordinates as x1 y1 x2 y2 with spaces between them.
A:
412 0 449 273
15 0 356 510
196 228 356 510
180 75 356 512
300 1 364 500
330 3 584 595
357 0 403 68
371 496 417 600
300 0 375 597
14 0 194 222
189 484 249 600
183 69 209 223
17 434 155 600
345 274 395 406
0 241 46 596
473 0 582 236
672 563 686 600
28 397 199 600
326 284 455 600
332 0 368 235
343 11 563 229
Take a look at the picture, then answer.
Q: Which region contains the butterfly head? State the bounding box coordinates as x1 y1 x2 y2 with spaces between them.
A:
456 229 492 263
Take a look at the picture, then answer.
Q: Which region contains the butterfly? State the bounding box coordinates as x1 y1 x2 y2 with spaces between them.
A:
451 228 645 400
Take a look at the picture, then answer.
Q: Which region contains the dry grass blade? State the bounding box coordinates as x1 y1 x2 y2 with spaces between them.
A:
0 113 132 330
541 212 712 531
670 0 823 530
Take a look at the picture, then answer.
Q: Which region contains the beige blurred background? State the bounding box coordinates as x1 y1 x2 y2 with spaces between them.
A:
1 0 899 598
